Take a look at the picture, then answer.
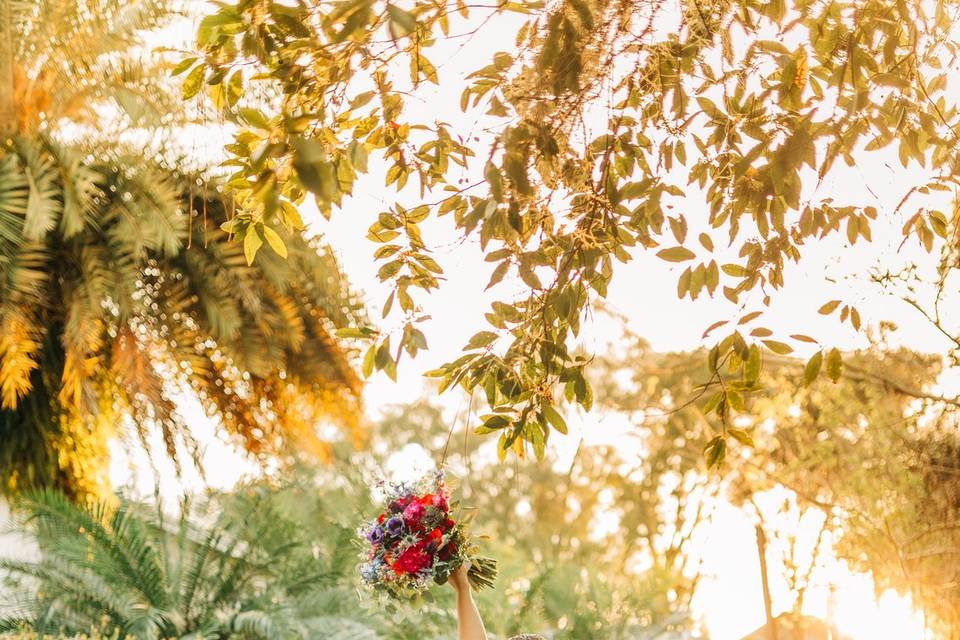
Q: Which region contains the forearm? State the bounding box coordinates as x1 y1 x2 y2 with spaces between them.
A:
455 585 487 640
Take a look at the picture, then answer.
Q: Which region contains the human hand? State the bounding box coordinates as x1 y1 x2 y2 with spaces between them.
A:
448 564 470 593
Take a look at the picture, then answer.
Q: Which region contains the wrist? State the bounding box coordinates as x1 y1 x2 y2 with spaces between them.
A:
450 576 470 594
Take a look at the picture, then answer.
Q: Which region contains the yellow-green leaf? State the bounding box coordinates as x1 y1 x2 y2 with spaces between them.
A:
762 339 793 355
262 226 288 258
243 228 262 264
826 348 842 382
804 351 822 386
657 246 696 262
542 404 568 435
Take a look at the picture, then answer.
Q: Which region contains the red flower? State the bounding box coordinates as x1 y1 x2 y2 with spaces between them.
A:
443 517 456 531
377 513 386 524
392 542 432 575
428 527 443 543
439 541 458 561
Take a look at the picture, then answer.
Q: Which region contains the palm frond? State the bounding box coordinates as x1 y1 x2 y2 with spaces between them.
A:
0 8 366 495
16 138 61 241
0 152 29 250
13 0 176 76
16 491 168 607
43 137 103 238
103 162 186 259
0 244 48 409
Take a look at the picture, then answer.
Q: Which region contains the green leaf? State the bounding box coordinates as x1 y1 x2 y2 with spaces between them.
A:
486 261 510 289
475 414 511 434
239 107 271 130
762 339 793 355
745 344 761 384
337 327 377 339
542 404 568 435
497 432 509 463
825 348 842 382
656 246 696 262
349 91 376 111
387 4 418 37
722 263 748 277
243 228 262 264
182 65 205 100
519 264 542 289
261 226 288 258
362 345 376 377
225 70 243 107
804 351 822 386
465 331 498 350
728 428 754 447
172 57 198 77
703 391 723 416
704 436 726 468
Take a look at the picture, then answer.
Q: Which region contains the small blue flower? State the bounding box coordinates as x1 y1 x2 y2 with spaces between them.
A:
360 563 377 582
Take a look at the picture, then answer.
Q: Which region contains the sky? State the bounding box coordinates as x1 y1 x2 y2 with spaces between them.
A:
106 3 960 639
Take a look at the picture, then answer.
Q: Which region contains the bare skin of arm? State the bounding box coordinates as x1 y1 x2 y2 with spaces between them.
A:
449 565 487 640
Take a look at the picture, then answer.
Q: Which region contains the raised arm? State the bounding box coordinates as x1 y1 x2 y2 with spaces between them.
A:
449 565 487 640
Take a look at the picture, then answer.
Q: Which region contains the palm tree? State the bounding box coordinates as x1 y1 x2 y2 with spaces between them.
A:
0 0 365 499
0 489 381 639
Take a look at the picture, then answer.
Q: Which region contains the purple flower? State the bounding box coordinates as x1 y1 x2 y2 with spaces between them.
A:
367 526 385 544
385 516 404 537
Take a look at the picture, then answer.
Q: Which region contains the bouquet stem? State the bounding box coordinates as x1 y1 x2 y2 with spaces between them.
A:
466 556 498 591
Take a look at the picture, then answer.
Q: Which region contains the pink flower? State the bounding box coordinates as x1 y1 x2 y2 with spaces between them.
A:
430 493 448 511
403 501 426 527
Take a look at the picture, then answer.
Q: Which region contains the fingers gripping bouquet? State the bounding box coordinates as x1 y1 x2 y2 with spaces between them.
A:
358 471 497 601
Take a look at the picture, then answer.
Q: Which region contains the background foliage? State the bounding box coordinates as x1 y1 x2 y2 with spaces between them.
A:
182 0 960 464
590 320 960 639
1 401 703 640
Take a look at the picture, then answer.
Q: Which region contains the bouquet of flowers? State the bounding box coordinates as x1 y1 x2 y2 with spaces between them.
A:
358 471 497 601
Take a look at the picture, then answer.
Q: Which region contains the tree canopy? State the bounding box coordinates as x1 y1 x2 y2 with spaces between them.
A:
183 0 960 463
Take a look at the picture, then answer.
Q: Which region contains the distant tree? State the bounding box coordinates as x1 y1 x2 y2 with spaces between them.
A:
592 322 960 638
0 0 365 499
183 0 960 460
